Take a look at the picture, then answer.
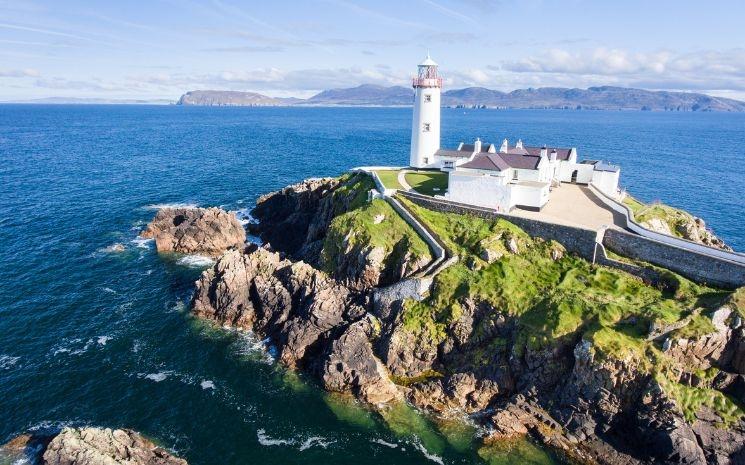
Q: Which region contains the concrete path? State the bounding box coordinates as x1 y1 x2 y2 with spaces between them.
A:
397 170 413 191
510 184 628 231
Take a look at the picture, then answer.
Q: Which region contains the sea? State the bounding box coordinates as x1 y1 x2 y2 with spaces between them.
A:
1 105 743 465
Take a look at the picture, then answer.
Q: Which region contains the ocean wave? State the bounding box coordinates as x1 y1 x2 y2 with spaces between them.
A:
232 331 275 365
99 243 127 254
141 371 171 382
0 355 20 370
130 237 154 249
175 255 215 268
234 208 257 226
256 429 294 447
200 380 215 390
371 438 399 449
97 336 112 346
298 436 335 451
410 438 445 465
141 202 198 211
255 430 335 451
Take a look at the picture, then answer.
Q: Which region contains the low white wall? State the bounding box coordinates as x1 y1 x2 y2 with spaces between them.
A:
558 162 594 183
588 183 745 265
447 172 510 211
591 170 620 197
510 183 549 209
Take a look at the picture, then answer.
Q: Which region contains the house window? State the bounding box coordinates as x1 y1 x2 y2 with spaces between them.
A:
512 170 518 181
423 157 429 164
423 123 431 132
424 94 432 102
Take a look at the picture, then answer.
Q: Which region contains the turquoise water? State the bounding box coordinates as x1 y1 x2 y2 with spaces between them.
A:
1 105 743 464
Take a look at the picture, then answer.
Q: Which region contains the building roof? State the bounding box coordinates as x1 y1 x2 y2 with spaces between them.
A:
581 160 620 173
439 140 575 173
435 149 471 158
524 146 573 160
458 143 493 153
460 154 510 171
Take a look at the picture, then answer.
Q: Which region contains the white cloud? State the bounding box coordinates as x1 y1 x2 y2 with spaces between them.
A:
0 68 40 77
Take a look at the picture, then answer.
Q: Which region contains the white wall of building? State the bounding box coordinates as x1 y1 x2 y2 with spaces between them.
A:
511 183 550 209
410 86 441 168
591 169 620 197
446 171 511 211
558 162 594 183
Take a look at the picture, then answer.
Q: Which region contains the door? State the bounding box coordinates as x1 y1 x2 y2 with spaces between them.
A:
570 170 578 183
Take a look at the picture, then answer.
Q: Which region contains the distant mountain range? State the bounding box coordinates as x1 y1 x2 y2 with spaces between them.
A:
177 85 745 111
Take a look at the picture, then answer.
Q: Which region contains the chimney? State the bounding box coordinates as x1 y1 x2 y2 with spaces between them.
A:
550 149 557 162
474 138 482 153
500 138 509 152
516 139 523 150
540 145 548 158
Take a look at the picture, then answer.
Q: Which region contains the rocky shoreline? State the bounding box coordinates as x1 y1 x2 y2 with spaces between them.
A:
1 427 187 465
148 173 745 464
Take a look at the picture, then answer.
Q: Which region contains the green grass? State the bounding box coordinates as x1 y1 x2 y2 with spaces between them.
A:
404 171 448 196
397 197 729 364
320 197 431 274
657 374 744 427
622 194 697 239
374 170 404 190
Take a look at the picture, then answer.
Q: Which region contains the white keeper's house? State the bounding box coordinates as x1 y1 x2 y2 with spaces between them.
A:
409 55 621 213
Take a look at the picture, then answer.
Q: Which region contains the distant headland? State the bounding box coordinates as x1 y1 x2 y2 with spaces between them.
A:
176 85 745 112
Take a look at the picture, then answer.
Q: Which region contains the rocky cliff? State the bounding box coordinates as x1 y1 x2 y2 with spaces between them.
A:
1 427 187 465
141 207 245 256
191 174 745 465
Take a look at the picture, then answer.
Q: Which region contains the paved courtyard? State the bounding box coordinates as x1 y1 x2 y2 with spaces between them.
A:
510 184 627 231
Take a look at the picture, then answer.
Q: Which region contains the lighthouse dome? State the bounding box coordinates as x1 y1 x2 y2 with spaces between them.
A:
419 54 438 66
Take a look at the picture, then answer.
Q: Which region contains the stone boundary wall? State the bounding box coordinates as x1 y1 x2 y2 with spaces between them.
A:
588 183 745 265
385 195 446 276
603 229 745 289
400 191 745 289
399 191 599 261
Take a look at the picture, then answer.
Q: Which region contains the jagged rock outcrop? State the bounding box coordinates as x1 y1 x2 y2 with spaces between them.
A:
141 207 245 256
192 245 398 403
250 177 346 262
1 428 186 465
640 214 731 251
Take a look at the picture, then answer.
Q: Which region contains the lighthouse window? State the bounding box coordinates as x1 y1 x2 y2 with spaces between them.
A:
424 94 432 102
423 123 431 132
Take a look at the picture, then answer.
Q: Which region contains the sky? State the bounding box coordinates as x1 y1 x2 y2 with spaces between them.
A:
1 0 745 101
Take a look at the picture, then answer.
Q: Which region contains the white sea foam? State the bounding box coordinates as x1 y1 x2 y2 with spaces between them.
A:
102 287 117 294
200 380 215 390
256 429 294 447
52 338 93 356
298 436 335 451
0 355 20 370
411 439 445 465
176 255 215 268
99 243 126 254
234 208 257 226
97 336 112 346
372 438 399 448
142 371 170 382
131 237 154 249
168 300 187 314
142 203 198 210
232 331 275 365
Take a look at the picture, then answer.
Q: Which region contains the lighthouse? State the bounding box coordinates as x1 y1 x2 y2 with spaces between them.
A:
409 54 442 168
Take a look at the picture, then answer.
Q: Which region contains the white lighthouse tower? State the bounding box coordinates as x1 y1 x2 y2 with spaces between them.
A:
409 54 442 168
